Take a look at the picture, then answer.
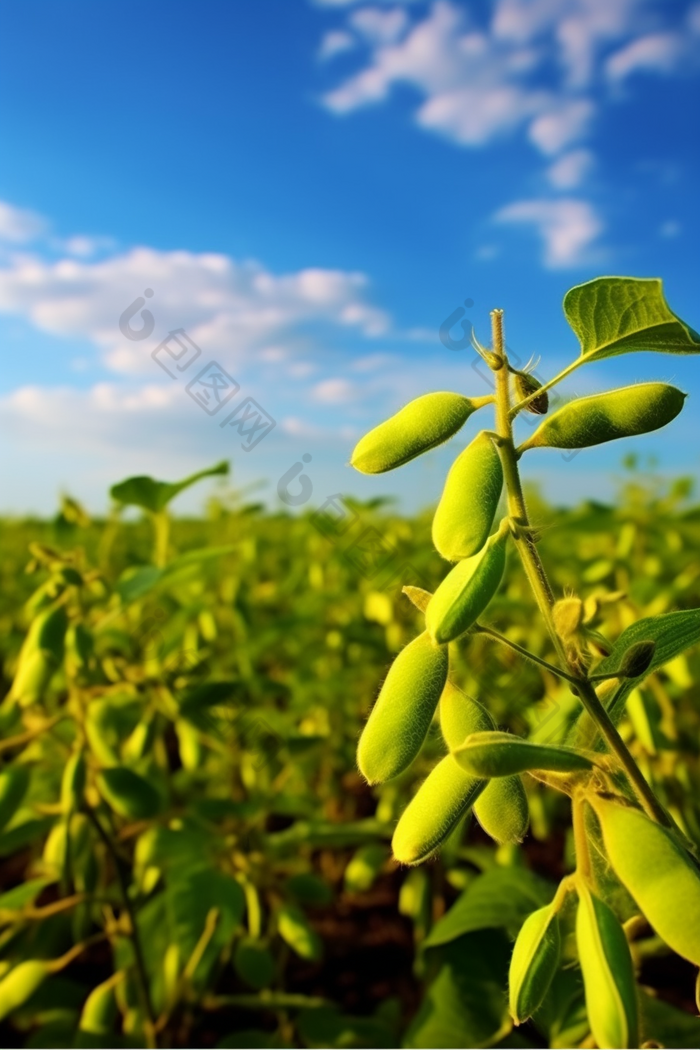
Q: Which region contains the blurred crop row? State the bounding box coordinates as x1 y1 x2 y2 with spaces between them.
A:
1 464 699 1048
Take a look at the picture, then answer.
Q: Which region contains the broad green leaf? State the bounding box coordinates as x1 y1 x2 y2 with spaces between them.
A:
0 877 54 911
571 608 700 745
110 460 229 512
297 1004 395 1049
116 545 238 603
423 867 554 950
405 930 512 1049
564 277 700 362
640 989 700 1049
165 868 245 983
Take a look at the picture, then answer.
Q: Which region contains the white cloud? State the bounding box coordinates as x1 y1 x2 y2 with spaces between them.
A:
0 201 46 243
311 377 360 403
495 197 603 267
546 147 594 188
318 30 356 60
660 220 681 238
350 7 410 45
528 99 593 154
0 218 389 377
606 32 683 81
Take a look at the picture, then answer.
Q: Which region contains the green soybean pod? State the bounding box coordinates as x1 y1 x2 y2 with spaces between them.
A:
10 604 67 706
78 971 123 1038
357 632 448 785
0 765 31 831
439 686 528 842
60 750 86 816
520 382 685 452
97 766 161 820
432 431 503 561
594 797 700 965
426 532 507 645
454 731 593 777
439 681 494 749
392 753 485 865
277 903 323 961
509 904 561 1024
351 392 481 474
576 883 638 1050
0 960 50 1022
474 775 529 844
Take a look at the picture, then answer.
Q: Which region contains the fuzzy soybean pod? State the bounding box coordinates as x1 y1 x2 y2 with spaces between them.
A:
509 903 561 1025
77 971 123 1039
392 754 486 865
10 605 68 706
454 732 594 778
0 765 30 831
594 797 700 965
576 883 639 1050
439 685 528 844
357 632 448 785
0 960 50 1022
431 431 503 561
426 531 507 645
351 392 481 474
474 775 529 845
520 382 685 452
60 750 86 816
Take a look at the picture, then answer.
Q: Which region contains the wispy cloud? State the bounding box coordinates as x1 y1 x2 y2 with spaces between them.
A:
0 201 389 378
495 197 604 267
315 0 700 266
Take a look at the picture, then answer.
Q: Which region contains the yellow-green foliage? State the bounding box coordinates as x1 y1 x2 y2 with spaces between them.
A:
576 883 638 1050
432 432 503 561
426 532 507 644
357 631 448 784
594 797 700 965
97 766 161 821
392 753 485 865
509 904 561 1024
520 383 685 451
351 392 479 474
0 765 30 831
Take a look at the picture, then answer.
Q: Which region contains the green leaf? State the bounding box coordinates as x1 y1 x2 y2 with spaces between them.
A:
405 930 512 1049
564 277 700 362
166 868 246 982
423 867 553 950
571 608 700 744
0 877 54 911
640 989 700 1049
297 1004 395 1049
115 545 238 603
110 460 229 512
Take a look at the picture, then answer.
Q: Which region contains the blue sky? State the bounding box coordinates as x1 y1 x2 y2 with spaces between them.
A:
1 0 699 515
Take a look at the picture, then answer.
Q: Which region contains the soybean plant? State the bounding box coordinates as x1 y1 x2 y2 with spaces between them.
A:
352 276 700 1047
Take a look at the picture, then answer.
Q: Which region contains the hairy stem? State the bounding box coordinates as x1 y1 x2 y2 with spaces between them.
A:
489 309 672 830
474 623 578 684
85 805 158 1047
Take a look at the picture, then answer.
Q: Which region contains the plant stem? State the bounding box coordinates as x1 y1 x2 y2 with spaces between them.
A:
489 309 672 830
572 795 592 882
474 623 578 684
84 805 158 1048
